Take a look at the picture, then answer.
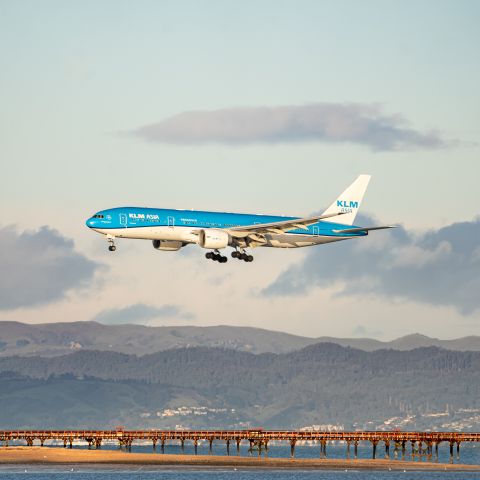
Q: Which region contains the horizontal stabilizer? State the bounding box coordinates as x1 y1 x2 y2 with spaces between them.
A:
332 225 396 234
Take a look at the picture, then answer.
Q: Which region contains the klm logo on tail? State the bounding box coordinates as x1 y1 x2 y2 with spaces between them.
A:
337 200 359 209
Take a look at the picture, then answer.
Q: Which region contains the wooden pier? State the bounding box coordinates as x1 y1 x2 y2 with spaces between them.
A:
1 429 479 461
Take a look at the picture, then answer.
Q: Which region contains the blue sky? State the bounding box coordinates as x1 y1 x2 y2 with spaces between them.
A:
1 0 479 339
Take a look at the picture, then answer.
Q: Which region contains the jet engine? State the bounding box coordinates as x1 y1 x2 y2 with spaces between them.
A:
198 229 231 249
152 240 184 251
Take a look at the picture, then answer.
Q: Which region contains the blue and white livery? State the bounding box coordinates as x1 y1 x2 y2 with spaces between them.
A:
86 175 394 263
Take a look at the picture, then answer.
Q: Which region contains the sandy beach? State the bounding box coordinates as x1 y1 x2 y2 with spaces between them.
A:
0 447 478 471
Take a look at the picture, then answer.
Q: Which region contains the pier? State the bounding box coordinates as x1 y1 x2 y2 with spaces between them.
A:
1 429 479 462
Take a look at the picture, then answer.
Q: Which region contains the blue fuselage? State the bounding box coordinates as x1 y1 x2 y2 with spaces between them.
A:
86 206 365 238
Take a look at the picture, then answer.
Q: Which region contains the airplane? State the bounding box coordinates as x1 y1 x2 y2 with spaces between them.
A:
86 174 394 263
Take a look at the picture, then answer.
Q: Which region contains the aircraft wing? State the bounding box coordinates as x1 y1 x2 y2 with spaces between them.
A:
227 212 345 239
332 225 396 234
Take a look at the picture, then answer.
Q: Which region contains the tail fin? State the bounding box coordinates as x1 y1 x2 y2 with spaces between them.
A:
322 174 371 225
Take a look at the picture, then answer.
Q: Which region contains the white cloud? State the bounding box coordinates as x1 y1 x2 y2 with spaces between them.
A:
131 103 449 151
263 215 480 315
92 303 195 325
0 225 103 311
389 241 452 268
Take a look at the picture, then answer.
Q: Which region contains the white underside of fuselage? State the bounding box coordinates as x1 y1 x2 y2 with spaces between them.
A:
92 226 350 248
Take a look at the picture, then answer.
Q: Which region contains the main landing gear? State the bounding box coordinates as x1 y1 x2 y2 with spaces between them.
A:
206 251 228 263
107 236 116 252
205 250 254 263
232 250 254 262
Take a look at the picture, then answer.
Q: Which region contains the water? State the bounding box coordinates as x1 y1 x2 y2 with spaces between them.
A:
29 440 480 464
164 441 479 465
1 442 478 479
0 469 480 480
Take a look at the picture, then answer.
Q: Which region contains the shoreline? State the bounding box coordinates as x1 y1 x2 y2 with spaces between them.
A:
1 447 479 471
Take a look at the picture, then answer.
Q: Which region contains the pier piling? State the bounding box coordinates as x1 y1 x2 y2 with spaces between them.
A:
372 440 378 459
290 439 296 458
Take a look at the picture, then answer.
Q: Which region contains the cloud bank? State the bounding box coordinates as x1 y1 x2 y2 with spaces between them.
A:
0 226 102 310
133 103 448 151
92 303 195 325
262 215 480 314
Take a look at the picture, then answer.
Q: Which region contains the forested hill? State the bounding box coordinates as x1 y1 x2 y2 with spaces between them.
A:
0 343 478 382
0 343 478 430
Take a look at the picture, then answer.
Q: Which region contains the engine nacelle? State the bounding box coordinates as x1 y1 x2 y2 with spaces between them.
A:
198 229 230 249
152 240 184 251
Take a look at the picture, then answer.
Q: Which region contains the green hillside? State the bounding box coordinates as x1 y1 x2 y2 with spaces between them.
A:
0 343 478 430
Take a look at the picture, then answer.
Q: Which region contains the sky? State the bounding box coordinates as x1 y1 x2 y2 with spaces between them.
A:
1 0 479 340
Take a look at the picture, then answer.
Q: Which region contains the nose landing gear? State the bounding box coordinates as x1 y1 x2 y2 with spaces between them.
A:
206 250 227 263
107 236 116 252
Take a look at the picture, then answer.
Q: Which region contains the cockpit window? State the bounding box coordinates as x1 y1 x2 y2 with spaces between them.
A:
93 214 104 219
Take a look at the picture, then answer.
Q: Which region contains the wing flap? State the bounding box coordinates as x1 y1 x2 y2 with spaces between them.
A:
228 212 345 237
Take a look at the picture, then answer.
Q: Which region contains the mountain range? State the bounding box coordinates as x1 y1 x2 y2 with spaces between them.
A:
0 321 479 357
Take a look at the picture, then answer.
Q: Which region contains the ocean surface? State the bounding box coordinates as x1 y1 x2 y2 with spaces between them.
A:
1 468 480 480
1 442 479 479
7 440 478 463
122 441 478 464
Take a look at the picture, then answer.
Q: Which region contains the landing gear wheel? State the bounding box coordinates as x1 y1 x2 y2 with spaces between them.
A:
206 251 228 263
231 251 239 258
246 255 254 262
107 236 116 252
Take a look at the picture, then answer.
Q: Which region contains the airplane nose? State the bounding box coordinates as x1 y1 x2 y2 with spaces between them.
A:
86 218 96 228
